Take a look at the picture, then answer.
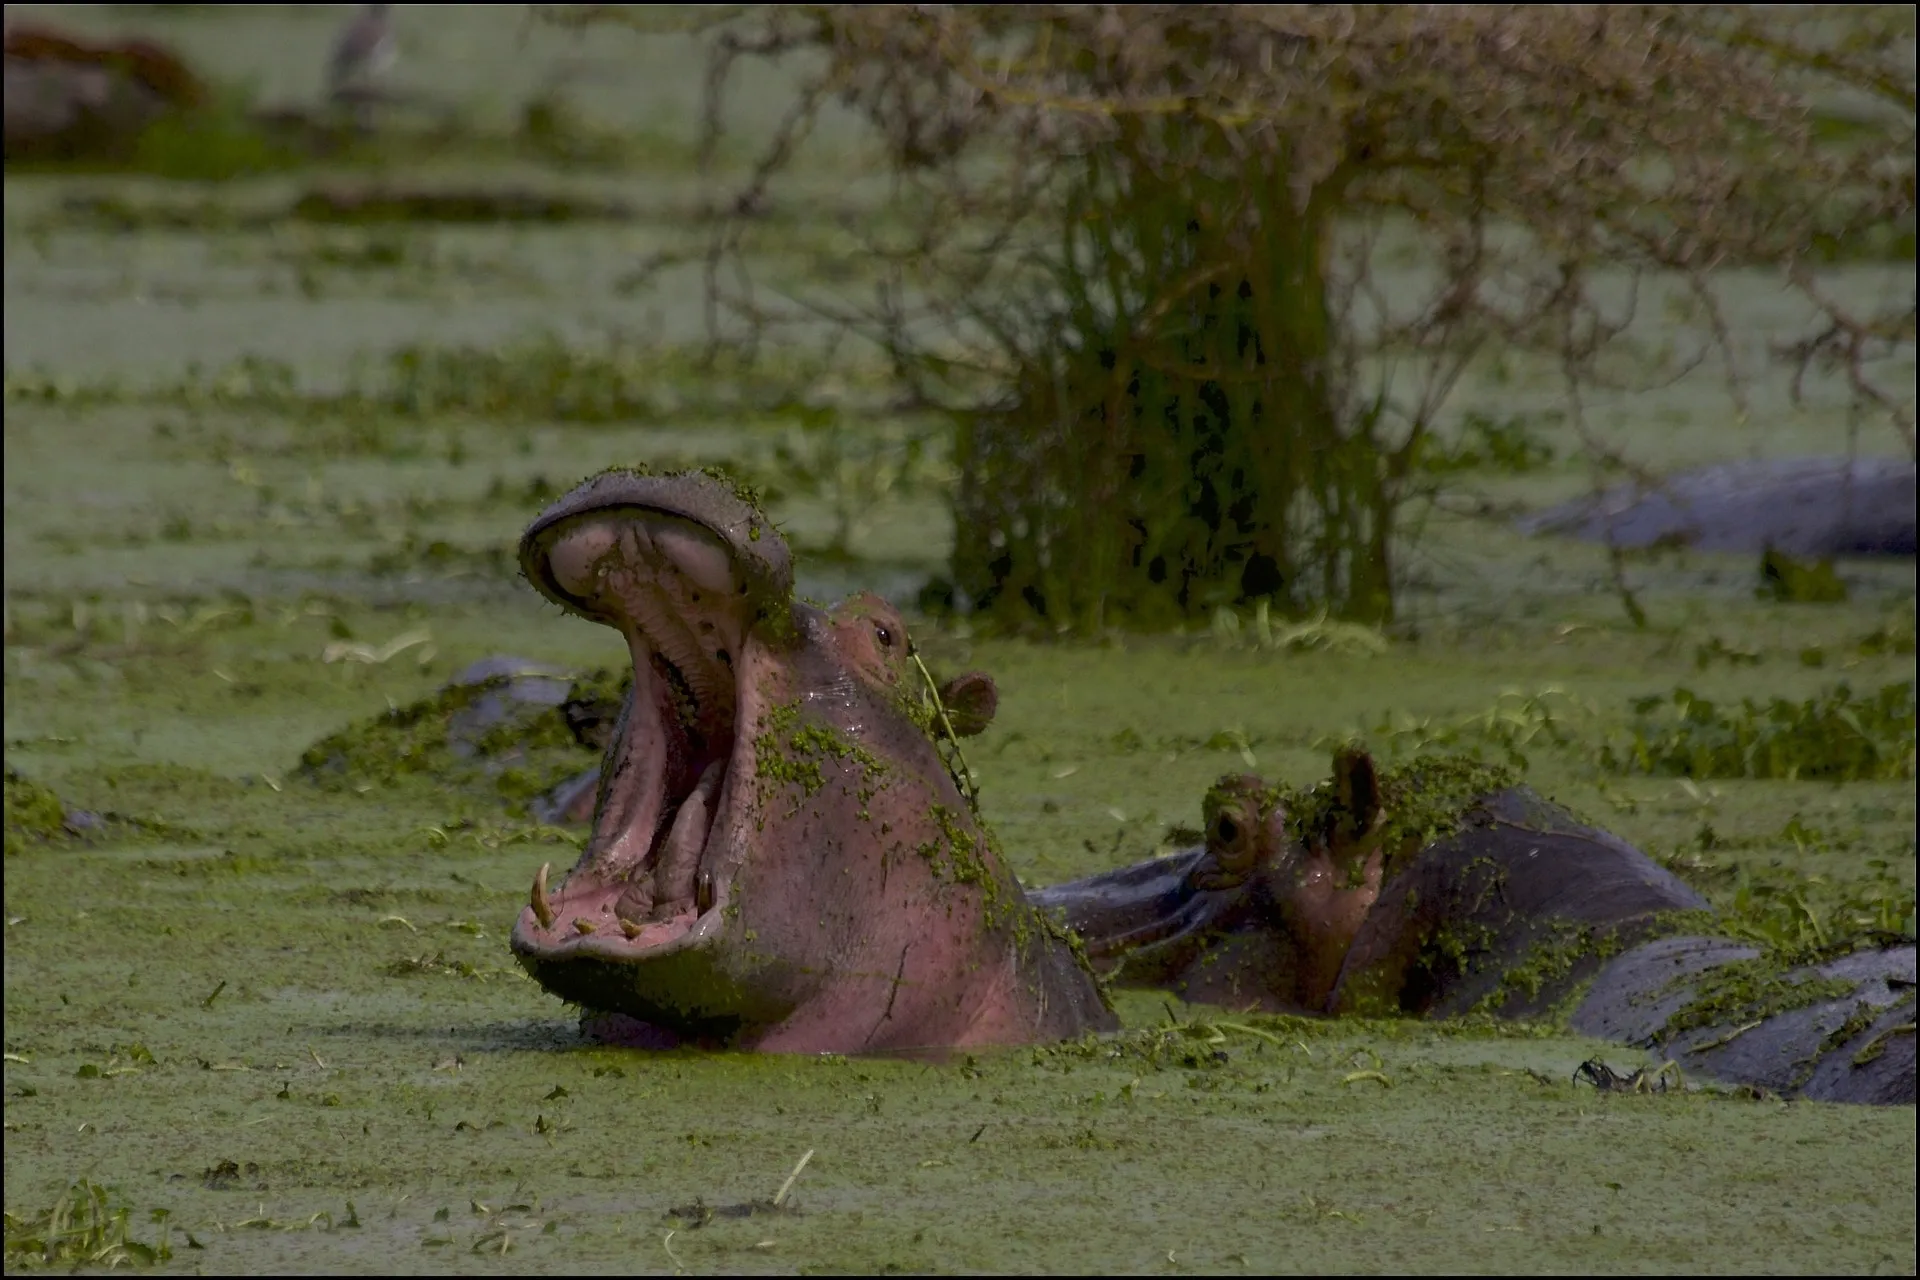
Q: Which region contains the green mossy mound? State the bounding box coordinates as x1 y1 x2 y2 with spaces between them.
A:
4 768 72 856
298 667 624 814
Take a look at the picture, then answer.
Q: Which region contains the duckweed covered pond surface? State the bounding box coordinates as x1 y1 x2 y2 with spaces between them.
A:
5 5 1916 1273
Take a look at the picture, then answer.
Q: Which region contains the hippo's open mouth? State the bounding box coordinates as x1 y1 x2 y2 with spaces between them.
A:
507 472 788 983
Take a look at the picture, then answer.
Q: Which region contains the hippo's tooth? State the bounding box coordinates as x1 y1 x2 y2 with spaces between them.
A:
654 761 723 912
573 918 596 935
696 871 715 916
618 917 643 940
531 862 555 929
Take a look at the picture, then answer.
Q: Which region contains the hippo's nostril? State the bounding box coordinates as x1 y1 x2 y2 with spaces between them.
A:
1214 815 1240 846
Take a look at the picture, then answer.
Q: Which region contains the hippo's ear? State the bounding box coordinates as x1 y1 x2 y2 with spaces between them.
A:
1329 746 1384 849
935 671 998 738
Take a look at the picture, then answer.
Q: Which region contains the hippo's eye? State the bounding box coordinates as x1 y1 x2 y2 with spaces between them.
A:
1213 814 1240 846
874 622 894 649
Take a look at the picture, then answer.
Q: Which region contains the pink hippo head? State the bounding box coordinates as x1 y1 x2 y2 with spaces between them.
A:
509 468 1113 1053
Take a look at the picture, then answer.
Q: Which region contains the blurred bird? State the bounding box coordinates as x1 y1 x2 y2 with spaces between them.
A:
326 3 395 105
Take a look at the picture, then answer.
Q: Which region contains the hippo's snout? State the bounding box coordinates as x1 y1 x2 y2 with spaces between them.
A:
519 468 789 621
508 472 794 1020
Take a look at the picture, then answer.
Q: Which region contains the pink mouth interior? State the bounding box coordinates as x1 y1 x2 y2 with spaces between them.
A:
514 510 754 958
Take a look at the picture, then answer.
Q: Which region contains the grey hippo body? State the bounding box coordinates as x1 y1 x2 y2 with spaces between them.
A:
1519 456 1916 558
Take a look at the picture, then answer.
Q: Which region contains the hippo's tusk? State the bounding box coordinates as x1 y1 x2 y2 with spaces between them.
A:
531 862 555 929
654 761 722 912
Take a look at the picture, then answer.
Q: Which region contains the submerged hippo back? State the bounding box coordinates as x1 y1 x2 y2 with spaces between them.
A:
1332 787 1708 1019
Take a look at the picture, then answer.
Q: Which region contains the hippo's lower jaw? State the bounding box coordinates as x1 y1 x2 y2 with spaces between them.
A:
508 490 775 1028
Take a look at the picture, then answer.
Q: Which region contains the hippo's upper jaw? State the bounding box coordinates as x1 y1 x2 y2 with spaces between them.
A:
508 471 790 1028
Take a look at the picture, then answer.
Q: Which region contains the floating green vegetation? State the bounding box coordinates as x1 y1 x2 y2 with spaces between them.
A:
4 769 73 857
288 186 635 225
49 183 634 238
3 342 893 434
2 1180 176 1270
357 342 672 425
364 533 514 580
1603 681 1916 782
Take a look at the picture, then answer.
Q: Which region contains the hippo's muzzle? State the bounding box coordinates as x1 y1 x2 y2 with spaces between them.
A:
508 471 792 1029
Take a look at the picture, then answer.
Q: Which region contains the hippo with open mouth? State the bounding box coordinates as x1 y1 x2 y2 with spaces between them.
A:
509 468 1114 1053
1034 750 1916 1104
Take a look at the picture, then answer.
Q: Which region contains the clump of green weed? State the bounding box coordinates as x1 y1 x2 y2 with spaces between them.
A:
1693 636 1763 670
1330 689 1587 770
1412 411 1559 475
1717 863 1917 960
1602 681 1915 781
1210 601 1389 656
1854 613 1916 656
1266 752 1518 879
127 94 311 180
1757 549 1849 603
4 770 72 857
3 1180 175 1269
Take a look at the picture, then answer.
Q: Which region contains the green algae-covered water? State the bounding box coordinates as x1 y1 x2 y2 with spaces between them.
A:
4 6 1915 1273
